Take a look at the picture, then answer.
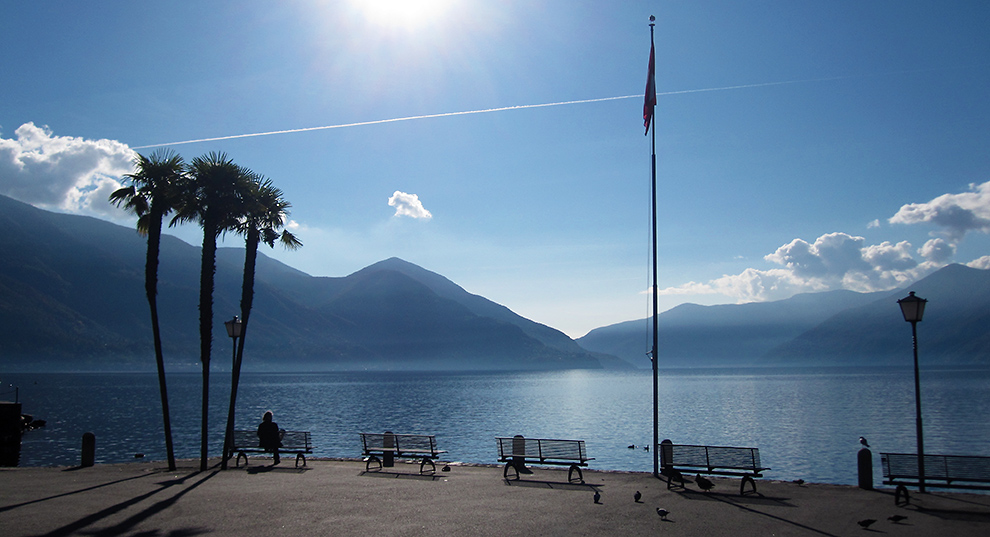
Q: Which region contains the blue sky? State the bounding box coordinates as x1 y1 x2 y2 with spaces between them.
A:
1 1 989 338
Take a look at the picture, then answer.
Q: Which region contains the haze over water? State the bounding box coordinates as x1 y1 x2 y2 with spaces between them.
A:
8 367 989 487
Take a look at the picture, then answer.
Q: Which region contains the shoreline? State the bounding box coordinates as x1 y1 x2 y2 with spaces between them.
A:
2 458 989 536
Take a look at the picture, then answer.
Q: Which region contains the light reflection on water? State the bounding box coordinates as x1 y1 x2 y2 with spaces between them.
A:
7 367 989 486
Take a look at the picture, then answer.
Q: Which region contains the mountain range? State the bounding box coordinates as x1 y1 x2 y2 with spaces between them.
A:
578 263 990 368
0 194 623 371
2 193 988 372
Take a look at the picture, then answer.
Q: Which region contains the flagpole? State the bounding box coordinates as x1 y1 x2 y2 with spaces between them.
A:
648 14 660 479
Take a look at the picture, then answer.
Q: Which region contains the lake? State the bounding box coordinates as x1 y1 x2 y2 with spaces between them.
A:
5 367 989 486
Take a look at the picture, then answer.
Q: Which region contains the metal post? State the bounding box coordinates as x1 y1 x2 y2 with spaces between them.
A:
911 320 925 493
221 331 239 470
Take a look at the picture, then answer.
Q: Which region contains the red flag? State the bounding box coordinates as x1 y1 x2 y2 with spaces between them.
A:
643 42 656 135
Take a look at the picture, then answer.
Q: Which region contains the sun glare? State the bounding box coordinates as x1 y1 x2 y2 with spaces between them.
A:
351 0 455 28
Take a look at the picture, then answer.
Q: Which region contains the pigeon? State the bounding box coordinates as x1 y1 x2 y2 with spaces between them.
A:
441 464 450 472
859 436 870 448
593 491 601 504
887 515 907 524
695 474 715 491
634 490 642 503
793 479 805 486
857 519 877 529
656 508 669 520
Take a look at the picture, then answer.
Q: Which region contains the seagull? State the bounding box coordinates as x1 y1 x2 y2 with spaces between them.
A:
593 491 601 504
859 437 870 448
656 508 669 520
695 474 715 492
887 515 907 524
857 519 877 529
634 490 642 503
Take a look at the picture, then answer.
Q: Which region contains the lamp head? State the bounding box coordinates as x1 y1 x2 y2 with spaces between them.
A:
224 315 243 338
897 291 927 323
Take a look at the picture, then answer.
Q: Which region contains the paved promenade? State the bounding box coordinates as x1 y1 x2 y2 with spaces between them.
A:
2 458 989 536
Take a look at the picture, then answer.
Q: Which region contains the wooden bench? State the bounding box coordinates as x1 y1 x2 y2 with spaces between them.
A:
881 452 990 504
360 432 446 474
496 435 594 484
231 429 312 467
659 440 769 495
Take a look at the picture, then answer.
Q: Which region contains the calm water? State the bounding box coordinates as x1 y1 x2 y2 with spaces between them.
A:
4 367 989 486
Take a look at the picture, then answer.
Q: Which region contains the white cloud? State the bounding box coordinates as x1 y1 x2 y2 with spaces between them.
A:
968 256 990 270
661 231 947 304
0 122 134 218
918 238 955 264
387 190 432 219
889 181 990 240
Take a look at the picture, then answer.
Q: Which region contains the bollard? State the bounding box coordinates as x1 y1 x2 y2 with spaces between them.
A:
81 432 96 467
857 447 873 490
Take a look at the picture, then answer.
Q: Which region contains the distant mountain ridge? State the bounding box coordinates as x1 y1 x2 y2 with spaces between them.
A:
3 193 988 372
577 264 990 368
0 194 626 371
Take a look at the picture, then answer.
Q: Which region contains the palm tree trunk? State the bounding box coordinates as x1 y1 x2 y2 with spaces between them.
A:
145 212 177 471
198 225 219 472
222 230 260 468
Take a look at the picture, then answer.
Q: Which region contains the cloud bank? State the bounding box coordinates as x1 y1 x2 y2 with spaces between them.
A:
660 181 990 303
388 190 433 219
0 123 134 218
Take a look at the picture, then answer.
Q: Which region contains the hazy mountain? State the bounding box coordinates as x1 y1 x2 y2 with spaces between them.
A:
578 264 990 368
0 194 627 371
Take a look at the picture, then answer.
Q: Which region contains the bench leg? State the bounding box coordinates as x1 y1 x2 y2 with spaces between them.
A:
503 462 519 480
420 457 436 475
236 451 248 468
295 453 306 468
740 476 758 495
366 455 382 472
568 465 585 484
895 485 910 506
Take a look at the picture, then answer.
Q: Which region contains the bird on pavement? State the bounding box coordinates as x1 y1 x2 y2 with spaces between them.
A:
857 519 877 529
634 490 642 503
656 508 669 520
696 474 715 491
793 479 806 486
441 464 450 472
888 515 908 523
593 491 601 504
859 436 870 448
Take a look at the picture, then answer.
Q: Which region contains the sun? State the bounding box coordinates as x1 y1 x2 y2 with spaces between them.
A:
350 0 456 29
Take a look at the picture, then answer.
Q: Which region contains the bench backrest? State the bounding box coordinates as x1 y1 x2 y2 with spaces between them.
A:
232 429 312 451
496 437 589 462
361 433 439 455
881 452 990 482
661 443 763 471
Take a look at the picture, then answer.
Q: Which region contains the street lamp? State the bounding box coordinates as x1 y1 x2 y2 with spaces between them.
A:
897 291 927 493
221 316 242 469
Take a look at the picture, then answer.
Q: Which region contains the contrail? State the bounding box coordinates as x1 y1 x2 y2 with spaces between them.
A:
129 70 952 149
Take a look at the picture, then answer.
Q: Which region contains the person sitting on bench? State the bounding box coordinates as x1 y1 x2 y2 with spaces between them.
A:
257 411 283 465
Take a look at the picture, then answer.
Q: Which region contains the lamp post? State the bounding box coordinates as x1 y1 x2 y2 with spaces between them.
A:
221 316 242 470
897 291 927 493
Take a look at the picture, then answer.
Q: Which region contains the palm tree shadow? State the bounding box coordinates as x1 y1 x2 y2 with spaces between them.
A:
32 470 219 537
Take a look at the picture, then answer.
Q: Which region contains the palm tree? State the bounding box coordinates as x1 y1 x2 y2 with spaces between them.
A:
172 152 251 471
108 148 184 471
222 174 302 468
